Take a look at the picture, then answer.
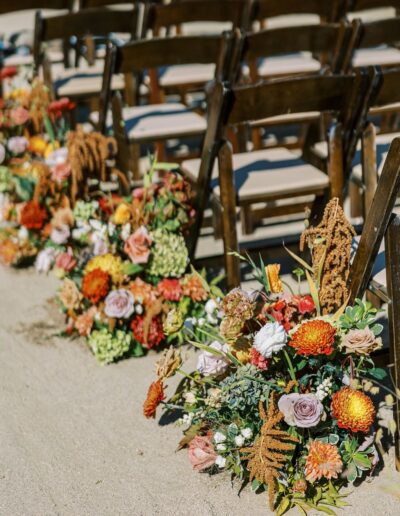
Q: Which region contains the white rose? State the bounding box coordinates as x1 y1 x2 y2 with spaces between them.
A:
254 322 287 358
241 428 253 439
213 431 226 444
234 435 245 447
215 455 226 468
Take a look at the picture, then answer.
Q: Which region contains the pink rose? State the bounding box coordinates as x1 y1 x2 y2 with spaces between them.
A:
55 249 77 272
10 107 29 126
124 225 152 264
188 435 217 471
51 162 71 183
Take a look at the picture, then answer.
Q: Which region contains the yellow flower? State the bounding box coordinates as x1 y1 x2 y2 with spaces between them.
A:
231 338 251 364
85 254 124 285
266 264 283 293
332 387 375 433
114 203 131 225
44 141 60 159
29 136 47 156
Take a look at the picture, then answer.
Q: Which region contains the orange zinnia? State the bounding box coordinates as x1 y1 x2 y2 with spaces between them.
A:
143 379 165 419
290 319 336 356
305 440 343 482
332 387 375 433
181 274 208 302
82 268 109 304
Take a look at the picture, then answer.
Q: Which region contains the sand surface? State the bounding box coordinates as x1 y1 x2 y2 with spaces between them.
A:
1 266 400 516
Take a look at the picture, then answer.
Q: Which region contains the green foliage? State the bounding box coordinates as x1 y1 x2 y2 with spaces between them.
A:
340 299 382 334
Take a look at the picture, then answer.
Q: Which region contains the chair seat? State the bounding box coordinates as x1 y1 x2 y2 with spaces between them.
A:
53 64 125 97
182 147 329 203
159 64 215 88
90 103 207 142
4 48 64 67
258 52 321 77
353 46 400 68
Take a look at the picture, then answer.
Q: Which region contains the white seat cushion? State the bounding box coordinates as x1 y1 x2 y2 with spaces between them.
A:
182 147 329 202
251 111 320 127
258 52 321 77
352 131 400 180
55 72 124 97
4 48 64 67
159 64 215 88
353 46 400 68
90 103 207 141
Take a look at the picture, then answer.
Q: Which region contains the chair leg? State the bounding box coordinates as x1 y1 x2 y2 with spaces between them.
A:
362 122 377 219
349 181 363 219
240 205 254 235
385 215 400 471
129 143 141 182
210 197 223 240
328 122 344 205
218 141 240 290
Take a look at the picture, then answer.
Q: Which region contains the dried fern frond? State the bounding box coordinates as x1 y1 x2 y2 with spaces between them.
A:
240 393 299 511
300 198 355 315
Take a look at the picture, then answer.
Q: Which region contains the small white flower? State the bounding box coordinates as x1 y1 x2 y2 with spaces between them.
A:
205 298 218 315
183 392 196 404
89 219 105 233
213 431 226 444
108 222 116 237
35 247 56 274
241 428 253 439
216 443 226 452
135 304 143 315
234 435 245 447
215 455 226 468
198 317 206 327
17 226 29 241
254 322 287 358
121 223 131 241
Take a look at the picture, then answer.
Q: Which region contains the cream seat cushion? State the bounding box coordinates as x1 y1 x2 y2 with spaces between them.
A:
159 64 215 88
351 132 400 180
90 103 207 141
353 46 400 68
182 147 329 202
258 52 321 77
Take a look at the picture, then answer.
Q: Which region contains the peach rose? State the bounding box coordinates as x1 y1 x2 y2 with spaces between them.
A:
51 163 71 183
188 435 217 471
124 226 152 264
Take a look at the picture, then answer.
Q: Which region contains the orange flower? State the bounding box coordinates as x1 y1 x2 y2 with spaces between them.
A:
332 387 375 433
130 277 158 307
19 201 47 230
290 320 336 356
143 379 165 418
0 238 18 265
181 274 208 302
82 268 109 304
305 440 343 482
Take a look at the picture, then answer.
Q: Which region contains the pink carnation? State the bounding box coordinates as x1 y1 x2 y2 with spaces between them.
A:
55 249 77 272
250 347 269 370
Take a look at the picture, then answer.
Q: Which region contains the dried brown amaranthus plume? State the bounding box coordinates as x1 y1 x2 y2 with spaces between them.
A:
240 393 299 511
66 127 120 204
155 346 181 380
25 79 51 133
300 198 355 314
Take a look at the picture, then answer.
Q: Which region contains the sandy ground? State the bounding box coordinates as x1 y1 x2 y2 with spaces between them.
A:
0 266 400 516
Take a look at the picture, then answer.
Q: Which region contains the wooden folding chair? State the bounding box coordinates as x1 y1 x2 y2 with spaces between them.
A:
33 6 142 103
182 71 373 288
95 32 235 180
349 137 400 470
142 0 252 103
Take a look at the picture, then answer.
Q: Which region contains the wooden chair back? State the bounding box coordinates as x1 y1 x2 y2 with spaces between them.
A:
350 137 400 301
345 0 400 14
250 0 345 24
234 21 359 82
188 70 375 261
33 6 141 68
0 0 72 15
144 0 252 36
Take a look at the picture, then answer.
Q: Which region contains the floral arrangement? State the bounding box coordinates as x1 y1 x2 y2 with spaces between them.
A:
144 199 395 514
54 163 222 364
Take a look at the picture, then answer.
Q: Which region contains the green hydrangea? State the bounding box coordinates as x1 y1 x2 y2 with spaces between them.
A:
87 328 131 365
73 200 99 222
0 166 12 192
147 229 188 278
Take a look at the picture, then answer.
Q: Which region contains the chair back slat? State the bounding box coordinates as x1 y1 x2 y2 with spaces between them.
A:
145 0 251 33
0 0 72 14
373 67 400 107
346 0 400 13
79 0 136 7
114 33 230 73
358 17 400 49
38 7 140 42
251 0 342 22
227 74 359 125
350 137 400 301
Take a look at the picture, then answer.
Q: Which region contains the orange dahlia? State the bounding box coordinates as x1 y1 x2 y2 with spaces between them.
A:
332 387 375 433
20 201 47 230
290 319 336 356
82 268 110 304
181 274 208 302
305 440 343 482
143 379 165 418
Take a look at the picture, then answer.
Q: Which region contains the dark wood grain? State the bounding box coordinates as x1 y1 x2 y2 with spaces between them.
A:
0 0 72 14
